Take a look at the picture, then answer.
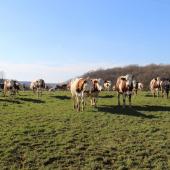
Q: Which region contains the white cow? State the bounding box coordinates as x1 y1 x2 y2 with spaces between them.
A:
30 79 45 97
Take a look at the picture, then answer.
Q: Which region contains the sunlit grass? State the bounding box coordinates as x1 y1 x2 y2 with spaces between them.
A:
0 91 169 169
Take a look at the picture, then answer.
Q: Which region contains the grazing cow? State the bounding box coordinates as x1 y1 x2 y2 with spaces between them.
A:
70 78 93 112
150 77 161 97
30 79 45 97
104 80 112 91
115 74 134 108
160 79 170 98
90 78 104 107
3 80 21 96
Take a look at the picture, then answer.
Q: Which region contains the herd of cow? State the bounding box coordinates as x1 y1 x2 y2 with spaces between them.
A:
0 75 169 111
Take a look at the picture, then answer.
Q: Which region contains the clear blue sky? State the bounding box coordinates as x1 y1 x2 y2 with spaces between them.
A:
0 0 170 82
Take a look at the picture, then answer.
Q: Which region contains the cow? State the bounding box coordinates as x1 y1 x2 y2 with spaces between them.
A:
89 78 104 107
3 80 21 97
56 84 68 91
104 80 112 91
133 80 139 95
150 77 161 97
49 87 56 92
133 81 144 95
70 78 93 112
115 74 134 108
138 82 144 90
160 79 170 98
30 79 45 97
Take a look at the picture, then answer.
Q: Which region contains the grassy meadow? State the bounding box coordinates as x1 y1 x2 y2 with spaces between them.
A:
0 91 170 170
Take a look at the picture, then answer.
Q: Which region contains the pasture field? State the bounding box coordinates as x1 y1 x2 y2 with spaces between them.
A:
0 91 170 170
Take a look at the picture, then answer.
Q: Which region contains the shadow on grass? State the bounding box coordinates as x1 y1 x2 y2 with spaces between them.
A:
133 105 170 112
145 94 154 97
19 97 45 103
0 98 21 104
97 105 157 119
51 95 71 100
99 95 114 99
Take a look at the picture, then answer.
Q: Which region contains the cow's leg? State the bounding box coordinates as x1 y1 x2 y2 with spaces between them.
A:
166 90 169 99
76 96 80 112
117 92 120 106
157 89 159 97
129 94 132 107
94 97 97 107
153 90 155 98
37 89 39 98
72 96 76 109
161 89 164 98
123 93 126 108
81 97 85 111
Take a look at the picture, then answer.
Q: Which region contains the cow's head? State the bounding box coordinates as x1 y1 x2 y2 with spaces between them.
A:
156 77 161 87
92 78 104 92
125 74 134 90
76 78 93 93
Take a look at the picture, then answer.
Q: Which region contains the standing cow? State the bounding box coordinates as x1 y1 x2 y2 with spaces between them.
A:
150 77 161 97
115 74 134 108
160 79 170 99
30 79 45 97
70 78 93 112
104 80 112 91
3 80 21 96
90 78 104 107
133 80 139 95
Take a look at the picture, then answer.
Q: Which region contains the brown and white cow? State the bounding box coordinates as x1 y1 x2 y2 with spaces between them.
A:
90 78 104 107
30 79 45 97
70 78 93 112
115 74 134 108
150 77 161 97
104 80 112 91
132 81 144 95
3 80 21 96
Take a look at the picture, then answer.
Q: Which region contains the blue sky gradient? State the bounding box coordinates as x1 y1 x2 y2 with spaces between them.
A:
0 0 170 82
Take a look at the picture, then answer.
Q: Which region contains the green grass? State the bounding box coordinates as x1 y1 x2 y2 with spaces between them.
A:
0 91 170 170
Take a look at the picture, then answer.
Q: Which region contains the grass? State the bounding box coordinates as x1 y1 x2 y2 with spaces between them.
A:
0 91 170 170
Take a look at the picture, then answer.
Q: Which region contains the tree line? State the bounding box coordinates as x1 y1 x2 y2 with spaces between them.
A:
82 64 170 90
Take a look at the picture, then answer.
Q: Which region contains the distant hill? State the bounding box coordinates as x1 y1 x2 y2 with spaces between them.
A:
82 64 170 90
